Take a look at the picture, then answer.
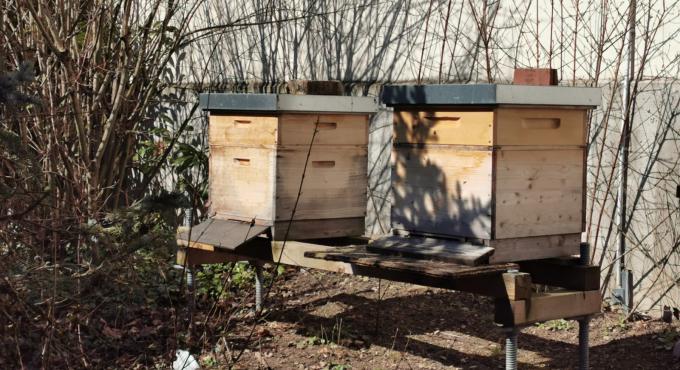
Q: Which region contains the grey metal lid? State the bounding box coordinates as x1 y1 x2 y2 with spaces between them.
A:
381 84 601 107
199 93 378 113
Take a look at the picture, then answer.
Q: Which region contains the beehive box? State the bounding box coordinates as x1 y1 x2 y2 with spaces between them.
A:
381 84 601 262
200 93 378 240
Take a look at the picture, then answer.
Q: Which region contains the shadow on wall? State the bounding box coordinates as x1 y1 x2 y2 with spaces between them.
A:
389 86 492 240
365 107 394 237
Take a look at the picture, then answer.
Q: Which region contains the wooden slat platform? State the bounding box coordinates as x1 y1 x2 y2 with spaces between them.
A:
367 235 495 266
304 246 515 281
176 236 601 324
177 218 270 251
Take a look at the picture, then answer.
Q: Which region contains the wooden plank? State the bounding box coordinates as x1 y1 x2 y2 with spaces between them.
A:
209 114 278 147
210 146 275 223
495 290 601 326
394 110 494 145
304 246 518 297
488 234 580 263
177 247 240 266
495 108 586 146
366 235 494 266
271 241 357 274
176 218 270 251
305 247 511 278
503 272 533 300
273 218 365 240
276 145 367 221
493 149 584 238
176 237 519 298
518 258 600 290
278 113 368 145
392 146 493 239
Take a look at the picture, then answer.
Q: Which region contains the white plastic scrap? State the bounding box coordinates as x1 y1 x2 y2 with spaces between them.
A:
173 349 201 370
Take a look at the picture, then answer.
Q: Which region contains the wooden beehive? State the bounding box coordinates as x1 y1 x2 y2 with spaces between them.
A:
200 93 377 240
382 84 601 262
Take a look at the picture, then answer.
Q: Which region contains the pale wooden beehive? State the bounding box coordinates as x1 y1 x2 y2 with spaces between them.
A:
200 93 378 240
382 84 601 262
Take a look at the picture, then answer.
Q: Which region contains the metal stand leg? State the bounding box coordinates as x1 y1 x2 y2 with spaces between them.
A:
504 327 518 370
186 265 196 330
578 316 590 370
578 242 591 369
254 263 263 311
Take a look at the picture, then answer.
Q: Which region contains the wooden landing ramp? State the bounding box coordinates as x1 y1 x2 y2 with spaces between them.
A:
305 246 509 280
303 245 516 296
367 235 495 266
176 219 270 251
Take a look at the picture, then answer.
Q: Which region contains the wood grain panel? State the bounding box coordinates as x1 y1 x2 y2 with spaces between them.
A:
279 113 368 145
495 108 586 146
210 146 275 223
488 233 581 263
273 218 365 240
494 149 584 238
392 146 493 239
275 145 367 221
209 114 278 147
500 290 601 325
394 110 494 145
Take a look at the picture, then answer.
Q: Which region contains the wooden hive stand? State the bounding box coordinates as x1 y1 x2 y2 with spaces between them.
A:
177 232 601 369
178 83 603 369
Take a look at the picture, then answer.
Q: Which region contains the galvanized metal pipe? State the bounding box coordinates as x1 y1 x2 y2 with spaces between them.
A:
578 317 590 370
254 264 263 311
615 0 636 313
579 242 590 266
504 327 518 370
579 242 591 370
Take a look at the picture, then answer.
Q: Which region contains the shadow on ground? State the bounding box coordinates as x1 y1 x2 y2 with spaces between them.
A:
262 280 671 370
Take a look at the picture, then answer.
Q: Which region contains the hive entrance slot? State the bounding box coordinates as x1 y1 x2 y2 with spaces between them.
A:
233 158 251 166
423 115 461 122
521 118 561 129
312 160 336 168
317 121 337 130
233 119 252 126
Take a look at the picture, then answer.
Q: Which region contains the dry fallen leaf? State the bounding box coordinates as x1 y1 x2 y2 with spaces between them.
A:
102 325 122 339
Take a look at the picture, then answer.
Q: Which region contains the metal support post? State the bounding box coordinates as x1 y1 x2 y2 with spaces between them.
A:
504 327 518 370
614 0 636 315
254 263 263 311
578 242 591 370
578 316 590 370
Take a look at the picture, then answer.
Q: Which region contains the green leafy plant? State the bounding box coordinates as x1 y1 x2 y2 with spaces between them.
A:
536 319 573 331
296 336 327 349
327 364 352 370
654 328 680 351
196 262 254 300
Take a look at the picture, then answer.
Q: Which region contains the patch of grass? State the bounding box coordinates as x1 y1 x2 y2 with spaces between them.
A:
489 344 503 357
296 335 328 349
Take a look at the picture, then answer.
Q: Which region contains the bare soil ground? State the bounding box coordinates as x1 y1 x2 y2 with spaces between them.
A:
204 268 680 370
